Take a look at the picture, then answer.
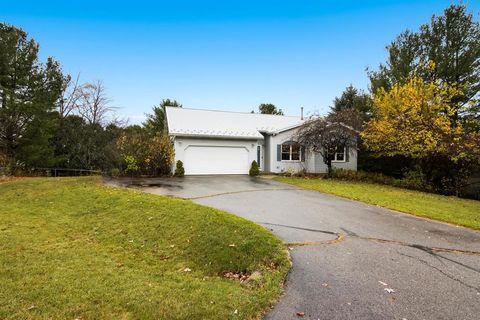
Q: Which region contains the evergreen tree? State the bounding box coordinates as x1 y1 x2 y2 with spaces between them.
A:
0 23 65 167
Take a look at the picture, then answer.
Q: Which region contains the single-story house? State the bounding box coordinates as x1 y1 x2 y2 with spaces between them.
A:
165 107 357 175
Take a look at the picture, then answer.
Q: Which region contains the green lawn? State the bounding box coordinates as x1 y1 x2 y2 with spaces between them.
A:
0 177 289 319
274 177 480 230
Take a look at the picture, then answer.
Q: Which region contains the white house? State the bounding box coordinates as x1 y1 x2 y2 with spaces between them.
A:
165 107 357 175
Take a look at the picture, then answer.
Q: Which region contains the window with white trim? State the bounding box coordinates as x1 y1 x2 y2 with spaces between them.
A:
281 142 301 161
332 148 346 162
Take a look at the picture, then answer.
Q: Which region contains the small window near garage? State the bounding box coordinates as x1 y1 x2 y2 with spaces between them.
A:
281 142 302 161
333 148 346 162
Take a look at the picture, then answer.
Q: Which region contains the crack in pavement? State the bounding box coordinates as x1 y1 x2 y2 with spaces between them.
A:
261 222 339 235
260 222 480 256
266 222 480 293
188 188 300 200
286 234 347 247
398 251 480 293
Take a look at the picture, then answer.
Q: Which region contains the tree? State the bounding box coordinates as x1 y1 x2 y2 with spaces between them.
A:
362 76 480 194
257 103 284 115
143 99 182 134
58 73 82 118
52 115 123 170
331 85 372 120
77 80 114 125
0 23 64 168
368 4 480 126
297 110 361 175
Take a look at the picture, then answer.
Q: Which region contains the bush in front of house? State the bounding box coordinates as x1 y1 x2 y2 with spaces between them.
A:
249 160 260 176
329 168 436 193
174 160 185 177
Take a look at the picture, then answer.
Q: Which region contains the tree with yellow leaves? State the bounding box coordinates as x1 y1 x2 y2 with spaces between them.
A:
362 75 480 194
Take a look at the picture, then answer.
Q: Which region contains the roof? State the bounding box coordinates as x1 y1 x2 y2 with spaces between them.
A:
166 107 304 139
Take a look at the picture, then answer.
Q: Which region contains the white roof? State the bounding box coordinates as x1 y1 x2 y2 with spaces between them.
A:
166 107 303 139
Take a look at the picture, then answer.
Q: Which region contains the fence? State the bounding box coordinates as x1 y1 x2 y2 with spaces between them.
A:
0 167 102 177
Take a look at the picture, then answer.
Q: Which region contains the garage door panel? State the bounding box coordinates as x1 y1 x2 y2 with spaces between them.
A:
184 146 249 175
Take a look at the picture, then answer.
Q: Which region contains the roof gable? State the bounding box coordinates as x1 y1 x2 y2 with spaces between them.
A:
166 107 303 139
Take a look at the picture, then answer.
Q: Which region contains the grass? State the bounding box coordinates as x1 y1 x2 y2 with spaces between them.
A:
0 177 289 319
274 176 480 230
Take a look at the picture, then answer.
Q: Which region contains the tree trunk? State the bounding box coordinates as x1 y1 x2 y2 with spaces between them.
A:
327 160 333 177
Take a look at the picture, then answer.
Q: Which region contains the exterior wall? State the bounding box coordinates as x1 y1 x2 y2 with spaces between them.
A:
173 136 262 174
266 129 313 174
172 131 358 175
313 147 358 173
266 128 358 174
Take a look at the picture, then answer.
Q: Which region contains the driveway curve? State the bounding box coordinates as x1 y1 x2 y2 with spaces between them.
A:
113 176 480 320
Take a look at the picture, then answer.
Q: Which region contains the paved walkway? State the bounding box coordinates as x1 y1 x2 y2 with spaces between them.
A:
112 176 480 319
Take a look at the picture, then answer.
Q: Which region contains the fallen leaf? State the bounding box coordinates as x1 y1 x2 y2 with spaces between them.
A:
296 311 305 317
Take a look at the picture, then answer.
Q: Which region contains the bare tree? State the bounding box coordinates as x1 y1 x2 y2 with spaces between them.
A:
296 110 362 175
58 73 82 118
77 80 114 125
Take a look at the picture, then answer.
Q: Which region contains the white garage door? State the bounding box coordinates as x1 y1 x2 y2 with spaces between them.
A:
184 146 249 175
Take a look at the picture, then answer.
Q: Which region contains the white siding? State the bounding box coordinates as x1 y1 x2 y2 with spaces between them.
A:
313 148 358 173
266 128 358 174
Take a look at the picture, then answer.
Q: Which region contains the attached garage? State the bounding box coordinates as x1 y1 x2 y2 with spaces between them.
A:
184 145 250 175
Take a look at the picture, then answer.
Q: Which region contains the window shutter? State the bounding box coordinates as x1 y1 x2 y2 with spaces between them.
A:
345 147 350 162
301 146 306 162
277 145 281 161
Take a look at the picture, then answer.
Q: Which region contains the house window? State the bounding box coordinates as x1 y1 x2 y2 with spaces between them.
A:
281 144 291 160
333 148 346 162
281 142 302 161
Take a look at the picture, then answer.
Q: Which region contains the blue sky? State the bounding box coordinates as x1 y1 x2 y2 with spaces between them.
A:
2 1 478 122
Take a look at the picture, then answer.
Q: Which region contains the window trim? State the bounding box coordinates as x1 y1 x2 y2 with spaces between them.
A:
332 147 347 163
280 142 302 162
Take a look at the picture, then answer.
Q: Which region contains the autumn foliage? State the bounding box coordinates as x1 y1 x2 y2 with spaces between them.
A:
362 76 480 194
116 128 174 176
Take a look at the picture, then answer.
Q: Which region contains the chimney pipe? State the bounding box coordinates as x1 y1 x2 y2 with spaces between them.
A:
301 107 304 120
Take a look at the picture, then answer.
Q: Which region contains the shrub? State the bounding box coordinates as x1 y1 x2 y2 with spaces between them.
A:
124 155 139 176
249 160 260 176
329 168 437 193
330 168 396 185
109 168 121 177
396 166 432 191
174 160 185 177
282 167 298 177
117 129 174 176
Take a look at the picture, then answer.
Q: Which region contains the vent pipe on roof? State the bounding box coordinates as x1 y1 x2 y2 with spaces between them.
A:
301 107 304 120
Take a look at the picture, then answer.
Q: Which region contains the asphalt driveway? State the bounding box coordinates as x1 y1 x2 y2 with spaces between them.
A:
113 176 480 320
